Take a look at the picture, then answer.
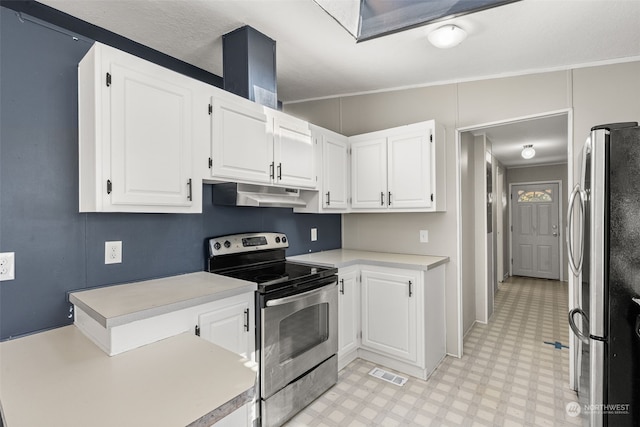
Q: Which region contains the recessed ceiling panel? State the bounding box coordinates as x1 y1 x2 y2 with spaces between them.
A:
359 0 520 41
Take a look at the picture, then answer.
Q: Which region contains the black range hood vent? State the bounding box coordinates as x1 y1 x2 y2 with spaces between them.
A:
223 25 277 109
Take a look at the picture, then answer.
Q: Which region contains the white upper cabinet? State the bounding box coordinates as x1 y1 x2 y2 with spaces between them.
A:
78 42 204 213
350 137 388 209
350 120 446 212
210 94 273 184
271 110 315 188
208 93 316 189
295 125 349 213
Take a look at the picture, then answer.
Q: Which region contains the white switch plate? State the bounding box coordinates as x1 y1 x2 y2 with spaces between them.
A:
0 252 15 281
311 228 318 242
105 241 122 264
419 230 429 243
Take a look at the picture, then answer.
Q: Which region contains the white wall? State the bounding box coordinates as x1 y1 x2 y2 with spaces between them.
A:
285 61 640 357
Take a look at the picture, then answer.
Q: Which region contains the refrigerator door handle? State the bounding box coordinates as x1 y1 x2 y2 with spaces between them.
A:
567 184 585 276
568 307 590 344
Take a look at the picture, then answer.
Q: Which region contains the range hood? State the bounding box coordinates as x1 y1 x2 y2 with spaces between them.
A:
212 183 307 208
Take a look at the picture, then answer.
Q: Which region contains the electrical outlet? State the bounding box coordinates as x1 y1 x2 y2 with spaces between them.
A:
311 228 318 242
419 230 429 243
0 252 15 281
105 241 122 264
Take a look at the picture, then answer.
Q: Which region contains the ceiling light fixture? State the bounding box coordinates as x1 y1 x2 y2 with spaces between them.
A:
428 24 467 49
521 144 536 159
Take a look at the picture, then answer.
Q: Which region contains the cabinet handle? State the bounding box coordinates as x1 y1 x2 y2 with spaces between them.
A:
106 179 112 195
381 192 385 206
244 308 250 332
408 280 413 297
339 279 344 294
269 162 275 179
277 163 282 180
187 178 192 201
388 192 392 205
326 191 331 206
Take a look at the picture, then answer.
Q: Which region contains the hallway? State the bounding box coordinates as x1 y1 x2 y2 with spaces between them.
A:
286 276 582 426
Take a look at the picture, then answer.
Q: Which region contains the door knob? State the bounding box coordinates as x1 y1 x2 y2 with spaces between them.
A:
553 231 558 237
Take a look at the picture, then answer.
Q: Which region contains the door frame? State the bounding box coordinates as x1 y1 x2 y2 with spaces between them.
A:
508 180 564 281
496 166 505 284
454 108 574 366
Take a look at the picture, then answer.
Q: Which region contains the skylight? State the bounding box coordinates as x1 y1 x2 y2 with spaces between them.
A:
314 0 520 42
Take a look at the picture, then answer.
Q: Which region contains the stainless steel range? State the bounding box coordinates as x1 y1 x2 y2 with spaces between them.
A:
207 232 338 427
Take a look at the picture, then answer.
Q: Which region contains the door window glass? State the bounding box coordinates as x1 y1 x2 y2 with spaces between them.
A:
279 303 329 363
517 189 553 203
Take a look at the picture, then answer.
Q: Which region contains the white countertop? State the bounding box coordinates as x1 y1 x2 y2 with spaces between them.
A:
0 325 256 427
288 249 449 271
69 272 256 327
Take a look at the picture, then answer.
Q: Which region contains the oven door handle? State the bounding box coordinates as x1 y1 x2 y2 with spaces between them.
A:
266 282 336 307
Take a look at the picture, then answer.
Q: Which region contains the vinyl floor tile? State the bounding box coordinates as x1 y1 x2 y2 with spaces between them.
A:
284 277 582 426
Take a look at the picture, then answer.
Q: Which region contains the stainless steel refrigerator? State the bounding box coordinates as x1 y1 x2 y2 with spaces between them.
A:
568 122 640 427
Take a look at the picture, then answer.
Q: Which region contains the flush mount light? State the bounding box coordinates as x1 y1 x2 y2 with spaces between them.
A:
428 24 467 48
521 144 536 159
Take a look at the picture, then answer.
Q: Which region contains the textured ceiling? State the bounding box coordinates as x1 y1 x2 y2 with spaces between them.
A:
34 0 638 167
38 0 640 104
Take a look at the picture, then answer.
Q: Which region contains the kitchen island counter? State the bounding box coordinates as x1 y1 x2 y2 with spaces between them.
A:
0 325 255 427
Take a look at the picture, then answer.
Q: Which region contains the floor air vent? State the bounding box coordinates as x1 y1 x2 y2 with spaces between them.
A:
368 367 408 386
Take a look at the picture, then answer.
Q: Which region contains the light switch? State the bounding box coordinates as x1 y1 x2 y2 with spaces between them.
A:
311 228 318 242
419 230 429 243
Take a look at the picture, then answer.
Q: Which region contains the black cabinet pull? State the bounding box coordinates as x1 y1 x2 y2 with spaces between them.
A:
381 192 385 206
244 308 250 332
408 280 413 297
277 163 282 180
339 279 345 294
388 192 392 205
326 191 331 206
187 178 192 201
269 162 275 179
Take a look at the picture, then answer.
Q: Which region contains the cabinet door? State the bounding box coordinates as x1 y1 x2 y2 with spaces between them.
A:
108 59 193 207
322 133 349 210
211 96 272 184
338 268 359 361
360 268 419 363
351 138 387 209
273 114 315 188
198 296 255 362
387 128 432 209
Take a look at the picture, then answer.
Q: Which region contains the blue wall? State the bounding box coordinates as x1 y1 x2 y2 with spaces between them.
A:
0 7 341 340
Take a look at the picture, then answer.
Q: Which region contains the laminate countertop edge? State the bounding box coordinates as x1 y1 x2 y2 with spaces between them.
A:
69 271 256 328
288 249 450 271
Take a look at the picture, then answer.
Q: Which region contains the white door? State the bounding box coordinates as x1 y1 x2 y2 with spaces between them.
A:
387 129 432 209
351 138 387 209
211 96 272 184
198 297 254 362
273 114 315 188
322 134 349 209
109 61 193 207
338 268 359 365
360 268 418 363
511 182 561 280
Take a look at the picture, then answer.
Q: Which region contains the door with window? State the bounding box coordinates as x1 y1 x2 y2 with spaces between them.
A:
511 182 560 280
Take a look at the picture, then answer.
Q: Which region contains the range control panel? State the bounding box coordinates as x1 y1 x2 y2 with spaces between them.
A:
209 232 288 257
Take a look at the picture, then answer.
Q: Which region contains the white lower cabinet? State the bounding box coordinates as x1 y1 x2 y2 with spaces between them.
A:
337 266 359 370
197 292 256 427
360 267 420 364
337 264 446 380
198 292 255 363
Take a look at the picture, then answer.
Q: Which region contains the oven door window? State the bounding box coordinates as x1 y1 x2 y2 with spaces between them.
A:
279 302 329 362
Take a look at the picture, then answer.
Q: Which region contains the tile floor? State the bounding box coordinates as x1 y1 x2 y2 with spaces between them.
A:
285 276 583 426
